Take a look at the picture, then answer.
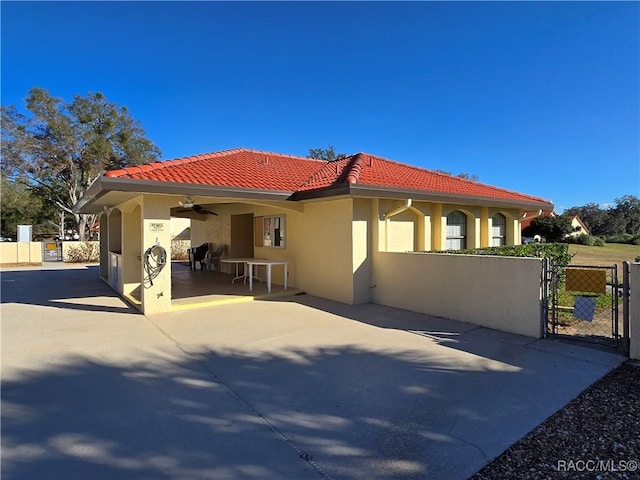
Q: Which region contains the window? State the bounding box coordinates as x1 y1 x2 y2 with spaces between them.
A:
446 211 466 250
257 215 285 248
492 213 506 246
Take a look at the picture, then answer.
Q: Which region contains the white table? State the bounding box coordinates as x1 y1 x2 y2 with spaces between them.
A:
220 258 262 284
245 259 289 293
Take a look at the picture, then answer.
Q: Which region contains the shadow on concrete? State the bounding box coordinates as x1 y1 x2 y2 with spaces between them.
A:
282 295 625 364
2 342 535 480
0 266 136 314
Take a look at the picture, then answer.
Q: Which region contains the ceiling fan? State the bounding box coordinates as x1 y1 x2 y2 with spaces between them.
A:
177 196 218 216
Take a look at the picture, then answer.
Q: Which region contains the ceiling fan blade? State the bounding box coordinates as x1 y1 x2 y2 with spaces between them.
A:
194 210 218 215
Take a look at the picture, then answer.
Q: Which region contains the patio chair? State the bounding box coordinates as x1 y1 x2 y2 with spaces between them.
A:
205 244 224 272
189 243 209 270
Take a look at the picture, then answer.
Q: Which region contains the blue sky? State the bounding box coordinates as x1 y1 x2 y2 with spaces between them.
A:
2 1 638 212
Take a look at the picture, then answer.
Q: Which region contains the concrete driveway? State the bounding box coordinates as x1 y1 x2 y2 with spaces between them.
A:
1 264 625 480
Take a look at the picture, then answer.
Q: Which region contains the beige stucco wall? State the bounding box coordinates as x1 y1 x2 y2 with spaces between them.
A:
0 242 42 265
630 263 640 360
372 252 544 338
122 205 142 297
292 199 354 303
352 198 373 304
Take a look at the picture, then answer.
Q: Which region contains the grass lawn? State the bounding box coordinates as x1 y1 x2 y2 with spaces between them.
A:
569 242 640 271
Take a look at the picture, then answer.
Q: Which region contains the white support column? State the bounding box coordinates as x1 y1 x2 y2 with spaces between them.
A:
122 204 142 297
141 196 173 314
99 212 109 280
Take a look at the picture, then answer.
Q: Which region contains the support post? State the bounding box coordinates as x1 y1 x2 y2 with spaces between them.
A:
622 261 630 355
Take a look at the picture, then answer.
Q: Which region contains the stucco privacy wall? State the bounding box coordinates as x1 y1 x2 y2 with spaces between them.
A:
630 263 640 360
189 198 357 304
0 242 42 265
372 252 545 338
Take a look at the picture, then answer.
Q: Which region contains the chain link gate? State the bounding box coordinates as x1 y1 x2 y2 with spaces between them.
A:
545 261 622 349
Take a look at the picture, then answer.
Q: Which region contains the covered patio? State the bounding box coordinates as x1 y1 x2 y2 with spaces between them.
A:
169 261 303 309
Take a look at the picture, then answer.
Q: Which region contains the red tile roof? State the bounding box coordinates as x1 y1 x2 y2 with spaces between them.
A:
105 148 325 192
105 148 552 206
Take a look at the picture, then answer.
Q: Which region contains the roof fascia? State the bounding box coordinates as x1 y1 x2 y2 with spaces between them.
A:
349 184 553 210
74 176 294 213
289 184 352 201
293 183 553 210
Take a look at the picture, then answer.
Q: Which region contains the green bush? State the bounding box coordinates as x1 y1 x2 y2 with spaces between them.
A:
604 233 640 245
577 234 605 246
605 233 633 244
427 242 573 267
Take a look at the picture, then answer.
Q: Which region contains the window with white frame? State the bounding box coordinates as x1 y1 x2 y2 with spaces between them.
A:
446 210 466 250
262 215 285 247
492 213 506 246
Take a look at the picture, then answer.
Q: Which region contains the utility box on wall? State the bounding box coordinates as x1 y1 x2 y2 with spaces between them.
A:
17 225 33 242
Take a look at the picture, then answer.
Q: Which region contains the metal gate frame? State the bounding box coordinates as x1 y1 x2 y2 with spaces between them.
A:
543 259 630 354
42 240 62 262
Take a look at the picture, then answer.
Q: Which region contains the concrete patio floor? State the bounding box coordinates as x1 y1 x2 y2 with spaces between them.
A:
1 264 626 480
170 260 303 308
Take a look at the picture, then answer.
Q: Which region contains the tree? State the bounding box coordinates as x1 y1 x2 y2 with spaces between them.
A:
563 195 640 237
0 176 48 237
308 145 347 162
522 215 573 243
611 194 640 235
1 87 161 240
433 169 480 181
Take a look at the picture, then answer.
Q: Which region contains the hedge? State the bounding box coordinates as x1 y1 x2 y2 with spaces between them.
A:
426 243 573 267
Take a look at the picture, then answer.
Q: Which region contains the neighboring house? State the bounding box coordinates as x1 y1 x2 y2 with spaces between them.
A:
565 215 590 237
520 210 590 240
74 148 553 314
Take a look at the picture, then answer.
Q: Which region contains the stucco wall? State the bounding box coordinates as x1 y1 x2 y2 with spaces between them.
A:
352 198 373 304
292 199 354 303
0 242 43 265
372 252 544 338
630 263 640 360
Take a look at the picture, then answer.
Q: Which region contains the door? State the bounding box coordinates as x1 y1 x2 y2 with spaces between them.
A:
230 214 254 258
